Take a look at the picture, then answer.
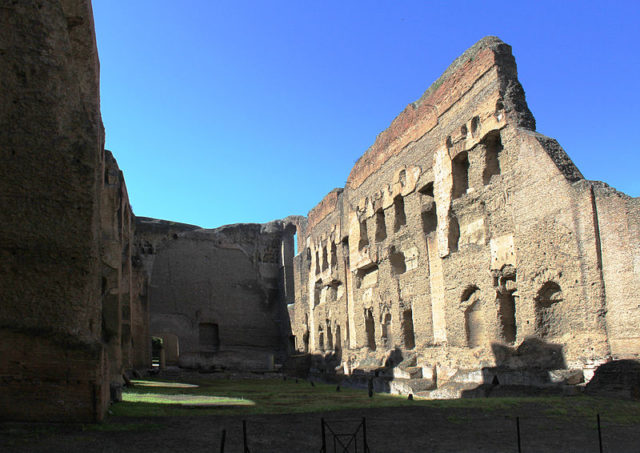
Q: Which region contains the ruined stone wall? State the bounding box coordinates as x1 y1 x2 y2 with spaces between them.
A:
0 1 147 421
290 36 639 395
0 0 108 422
136 216 302 371
594 187 640 359
101 151 150 377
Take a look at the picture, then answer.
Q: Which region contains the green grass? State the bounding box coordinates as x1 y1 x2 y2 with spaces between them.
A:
111 378 640 425
122 392 255 406
112 378 419 417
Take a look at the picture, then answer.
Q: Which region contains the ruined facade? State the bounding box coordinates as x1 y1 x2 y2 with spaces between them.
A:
135 216 303 371
0 1 148 421
288 37 640 396
2 0 639 424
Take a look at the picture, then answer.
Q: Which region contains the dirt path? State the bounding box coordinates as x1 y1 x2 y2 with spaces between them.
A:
2 403 640 453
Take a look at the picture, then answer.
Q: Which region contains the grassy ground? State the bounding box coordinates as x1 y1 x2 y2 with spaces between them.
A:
113 377 420 416
3 376 640 452
112 376 640 425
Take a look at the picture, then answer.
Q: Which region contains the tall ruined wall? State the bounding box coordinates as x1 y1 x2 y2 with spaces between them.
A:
0 1 147 421
102 151 150 376
0 0 107 422
290 36 639 395
594 187 640 358
136 216 302 371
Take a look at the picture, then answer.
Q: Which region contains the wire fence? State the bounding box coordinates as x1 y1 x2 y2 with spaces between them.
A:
216 413 628 453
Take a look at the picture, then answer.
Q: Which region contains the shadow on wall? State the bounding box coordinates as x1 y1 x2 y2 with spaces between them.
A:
283 347 408 394
285 339 581 399
461 337 571 398
585 359 640 400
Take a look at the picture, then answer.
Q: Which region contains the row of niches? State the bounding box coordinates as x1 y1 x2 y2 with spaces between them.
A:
354 131 504 260
364 307 416 352
446 115 483 151
445 100 505 155
310 306 417 354
358 194 407 250
310 129 505 281
306 279 564 354
459 278 564 349
307 238 342 275
451 129 504 200
313 278 344 307
316 319 344 353
351 244 419 289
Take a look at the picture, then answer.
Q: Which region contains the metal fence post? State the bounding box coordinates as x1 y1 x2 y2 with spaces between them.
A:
220 429 226 453
597 413 603 453
363 417 369 453
321 417 326 453
516 416 522 453
243 420 249 453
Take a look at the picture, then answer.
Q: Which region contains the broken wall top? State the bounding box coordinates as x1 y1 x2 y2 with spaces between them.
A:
346 36 535 190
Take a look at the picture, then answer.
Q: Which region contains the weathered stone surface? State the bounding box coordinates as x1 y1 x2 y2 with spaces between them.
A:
585 360 640 399
0 0 108 422
136 216 304 371
289 36 640 397
0 1 147 421
2 0 639 423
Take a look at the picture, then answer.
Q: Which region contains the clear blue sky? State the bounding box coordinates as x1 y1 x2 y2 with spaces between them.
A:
93 1 639 228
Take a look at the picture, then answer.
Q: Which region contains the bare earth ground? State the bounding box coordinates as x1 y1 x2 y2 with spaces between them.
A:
2 374 640 453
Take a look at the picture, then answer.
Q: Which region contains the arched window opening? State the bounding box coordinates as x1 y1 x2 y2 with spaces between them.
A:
498 291 517 344
365 309 376 351
497 274 517 344
303 330 309 353
394 196 406 231
402 308 415 349
462 286 482 348
375 209 387 242
381 313 392 347
482 131 503 185
326 320 333 350
470 116 480 137
448 215 460 252
398 169 407 187
313 280 322 307
535 281 563 338
358 219 369 250
322 246 328 271
422 202 437 235
452 151 469 199
318 326 325 351
390 247 406 275
335 325 342 353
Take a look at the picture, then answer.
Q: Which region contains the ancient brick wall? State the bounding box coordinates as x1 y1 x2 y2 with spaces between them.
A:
136 216 303 371
594 187 640 358
0 1 148 421
290 36 639 395
0 0 108 421
101 151 150 378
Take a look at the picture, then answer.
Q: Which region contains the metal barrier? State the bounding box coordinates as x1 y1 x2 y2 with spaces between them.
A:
217 413 611 452
320 417 370 453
